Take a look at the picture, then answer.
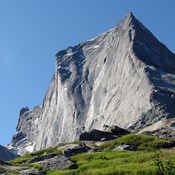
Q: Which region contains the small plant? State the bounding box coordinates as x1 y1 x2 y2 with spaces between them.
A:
155 151 175 175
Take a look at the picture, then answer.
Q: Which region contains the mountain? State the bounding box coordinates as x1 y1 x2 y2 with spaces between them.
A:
10 12 175 155
0 145 19 161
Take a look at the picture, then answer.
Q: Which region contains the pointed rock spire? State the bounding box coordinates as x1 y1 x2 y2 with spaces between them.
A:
117 11 138 31
126 11 135 19
125 11 137 24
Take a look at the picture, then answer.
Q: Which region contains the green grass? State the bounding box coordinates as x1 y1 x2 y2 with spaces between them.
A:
9 153 33 165
47 149 175 175
30 146 62 156
23 163 43 170
7 134 175 175
99 134 175 150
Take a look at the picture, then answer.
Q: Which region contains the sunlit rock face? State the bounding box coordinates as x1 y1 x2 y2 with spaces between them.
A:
10 12 175 154
10 106 42 155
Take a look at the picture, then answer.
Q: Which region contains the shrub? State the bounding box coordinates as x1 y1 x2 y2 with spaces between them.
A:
155 151 175 175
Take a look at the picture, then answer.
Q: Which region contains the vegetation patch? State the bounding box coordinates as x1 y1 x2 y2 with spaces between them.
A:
99 134 175 150
23 163 43 170
30 146 62 156
47 149 175 175
7 134 175 175
9 153 33 165
155 150 175 175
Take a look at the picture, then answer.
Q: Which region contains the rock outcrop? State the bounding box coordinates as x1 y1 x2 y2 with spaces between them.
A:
10 12 175 155
137 118 175 140
10 106 42 155
103 125 131 136
79 129 117 141
0 154 73 175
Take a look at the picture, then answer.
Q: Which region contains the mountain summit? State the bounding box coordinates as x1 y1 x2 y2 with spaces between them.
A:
10 12 175 155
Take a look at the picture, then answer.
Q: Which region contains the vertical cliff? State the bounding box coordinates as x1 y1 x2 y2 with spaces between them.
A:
11 12 175 155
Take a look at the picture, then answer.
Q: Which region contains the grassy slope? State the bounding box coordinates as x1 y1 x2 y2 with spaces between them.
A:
8 134 175 175
99 134 175 150
49 150 155 175
48 149 175 175
47 134 175 175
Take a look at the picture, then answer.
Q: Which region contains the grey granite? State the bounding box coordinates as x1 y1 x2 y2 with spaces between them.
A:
10 12 175 154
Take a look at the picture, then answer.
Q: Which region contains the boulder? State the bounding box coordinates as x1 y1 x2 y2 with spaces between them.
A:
63 146 90 157
29 153 57 163
29 154 73 171
114 144 137 151
79 129 117 141
0 154 72 175
40 155 73 171
58 143 80 151
104 125 131 136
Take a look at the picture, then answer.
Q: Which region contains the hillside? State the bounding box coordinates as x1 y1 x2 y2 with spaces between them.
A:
1 133 175 175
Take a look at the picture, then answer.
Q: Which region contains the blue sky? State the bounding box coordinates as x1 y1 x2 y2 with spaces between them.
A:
0 0 174 146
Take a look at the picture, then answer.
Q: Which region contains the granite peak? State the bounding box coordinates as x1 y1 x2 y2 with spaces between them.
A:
9 12 175 155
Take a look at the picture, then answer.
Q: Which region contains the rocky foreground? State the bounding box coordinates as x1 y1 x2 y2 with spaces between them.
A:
1 126 175 175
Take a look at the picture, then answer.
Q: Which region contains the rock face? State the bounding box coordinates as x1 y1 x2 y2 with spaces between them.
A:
138 119 175 140
29 154 73 171
10 12 175 155
10 106 42 155
103 125 131 136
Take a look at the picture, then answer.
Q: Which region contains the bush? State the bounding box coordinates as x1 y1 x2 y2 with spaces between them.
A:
155 151 175 175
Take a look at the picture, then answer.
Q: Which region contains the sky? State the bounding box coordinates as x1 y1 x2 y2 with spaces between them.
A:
0 0 174 146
